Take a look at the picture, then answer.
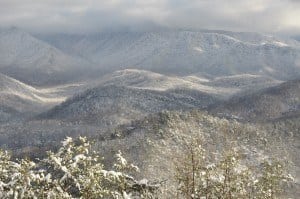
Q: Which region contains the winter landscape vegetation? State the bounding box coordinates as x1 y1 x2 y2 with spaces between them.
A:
0 0 300 198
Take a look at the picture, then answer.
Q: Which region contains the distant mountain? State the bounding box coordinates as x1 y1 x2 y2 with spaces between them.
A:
209 79 300 121
38 68 289 127
202 74 282 96
94 69 236 98
203 74 281 88
0 27 93 86
38 30 300 80
38 82 218 128
3 28 298 84
0 73 65 122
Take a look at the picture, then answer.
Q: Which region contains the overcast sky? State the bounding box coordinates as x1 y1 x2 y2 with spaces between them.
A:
0 0 299 35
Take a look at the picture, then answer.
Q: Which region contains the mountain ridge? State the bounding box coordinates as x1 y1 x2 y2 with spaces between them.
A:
209 79 300 121
37 30 300 80
38 83 218 128
0 72 68 122
0 27 94 86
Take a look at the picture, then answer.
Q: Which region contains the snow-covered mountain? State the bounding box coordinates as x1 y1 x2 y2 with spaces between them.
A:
0 29 299 196
2 28 298 84
37 68 285 127
202 74 282 96
38 83 218 128
209 79 300 121
0 73 66 122
92 69 282 99
39 30 300 80
94 69 235 98
0 27 93 86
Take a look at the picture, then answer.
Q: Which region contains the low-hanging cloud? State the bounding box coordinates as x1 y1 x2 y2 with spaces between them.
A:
0 0 299 35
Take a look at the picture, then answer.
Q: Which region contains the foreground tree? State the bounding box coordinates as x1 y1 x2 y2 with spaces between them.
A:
0 134 294 199
175 139 293 199
0 137 160 199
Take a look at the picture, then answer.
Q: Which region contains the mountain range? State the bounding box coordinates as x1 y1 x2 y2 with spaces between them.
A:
0 27 299 128
37 30 300 80
210 79 300 121
0 72 66 123
0 27 299 85
0 27 94 85
0 27 299 197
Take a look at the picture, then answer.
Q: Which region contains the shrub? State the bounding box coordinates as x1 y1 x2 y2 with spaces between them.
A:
0 137 160 199
174 139 293 199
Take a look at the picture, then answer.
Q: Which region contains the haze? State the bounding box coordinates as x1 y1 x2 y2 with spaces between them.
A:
0 0 300 35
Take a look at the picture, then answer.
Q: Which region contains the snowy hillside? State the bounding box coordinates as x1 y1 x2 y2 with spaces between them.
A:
39 30 300 80
0 73 66 122
0 27 93 85
36 68 290 129
2 110 300 197
96 69 235 98
202 74 282 95
93 69 282 98
38 84 218 127
210 79 300 121
0 28 299 197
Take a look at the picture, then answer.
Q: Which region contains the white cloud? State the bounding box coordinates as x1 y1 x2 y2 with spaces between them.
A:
0 0 299 34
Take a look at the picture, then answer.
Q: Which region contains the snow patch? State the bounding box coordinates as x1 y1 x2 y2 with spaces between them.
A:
193 46 204 53
273 41 289 47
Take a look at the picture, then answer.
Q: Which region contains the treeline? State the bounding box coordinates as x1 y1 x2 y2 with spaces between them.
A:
0 135 293 198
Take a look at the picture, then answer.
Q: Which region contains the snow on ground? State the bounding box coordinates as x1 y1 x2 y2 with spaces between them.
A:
0 73 71 111
94 69 282 99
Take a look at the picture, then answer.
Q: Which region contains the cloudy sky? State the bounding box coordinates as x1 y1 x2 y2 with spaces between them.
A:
0 0 299 35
